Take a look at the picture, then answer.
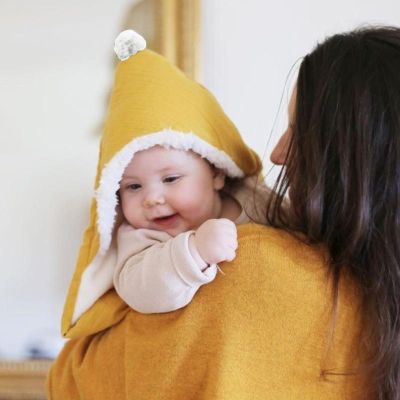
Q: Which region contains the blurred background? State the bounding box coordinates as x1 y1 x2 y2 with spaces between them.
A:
0 0 399 361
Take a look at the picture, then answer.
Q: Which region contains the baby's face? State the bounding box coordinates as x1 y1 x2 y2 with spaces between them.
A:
119 146 225 237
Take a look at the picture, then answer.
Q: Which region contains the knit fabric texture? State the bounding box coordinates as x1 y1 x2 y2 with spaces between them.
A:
48 224 367 399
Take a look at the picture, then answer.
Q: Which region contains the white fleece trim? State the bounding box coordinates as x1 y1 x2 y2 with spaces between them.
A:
72 251 114 324
95 129 244 255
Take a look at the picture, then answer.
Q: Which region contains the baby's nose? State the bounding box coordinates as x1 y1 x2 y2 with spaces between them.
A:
142 192 165 208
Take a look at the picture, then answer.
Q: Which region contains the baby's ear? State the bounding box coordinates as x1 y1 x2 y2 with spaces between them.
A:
213 169 226 191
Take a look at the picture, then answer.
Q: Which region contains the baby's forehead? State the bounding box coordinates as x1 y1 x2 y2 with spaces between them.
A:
122 145 212 177
135 145 203 162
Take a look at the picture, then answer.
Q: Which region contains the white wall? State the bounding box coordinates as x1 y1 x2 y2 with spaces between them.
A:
0 0 399 359
0 0 136 359
201 0 400 181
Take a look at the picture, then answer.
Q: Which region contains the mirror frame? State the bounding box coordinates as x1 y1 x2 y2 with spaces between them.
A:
0 1 201 397
123 0 201 80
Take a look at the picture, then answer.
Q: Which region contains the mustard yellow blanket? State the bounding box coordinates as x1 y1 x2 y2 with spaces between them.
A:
48 224 367 399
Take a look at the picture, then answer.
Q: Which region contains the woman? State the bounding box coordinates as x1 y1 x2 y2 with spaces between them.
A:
48 26 400 399
270 26 400 399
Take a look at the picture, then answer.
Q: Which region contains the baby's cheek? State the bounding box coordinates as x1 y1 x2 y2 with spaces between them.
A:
179 195 213 217
177 189 202 205
121 198 141 224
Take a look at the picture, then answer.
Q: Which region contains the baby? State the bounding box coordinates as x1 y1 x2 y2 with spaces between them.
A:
115 145 256 313
68 30 268 324
110 31 269 313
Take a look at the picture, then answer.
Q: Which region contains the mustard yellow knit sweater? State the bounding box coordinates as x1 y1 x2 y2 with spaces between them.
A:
47 224 367 399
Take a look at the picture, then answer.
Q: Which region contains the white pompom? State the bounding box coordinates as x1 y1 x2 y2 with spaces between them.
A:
114 30 147 61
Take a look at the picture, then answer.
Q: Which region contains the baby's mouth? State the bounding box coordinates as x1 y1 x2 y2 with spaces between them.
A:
152 213 179 226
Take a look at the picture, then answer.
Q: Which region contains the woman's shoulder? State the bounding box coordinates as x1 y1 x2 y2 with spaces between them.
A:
235 223 360 309
237 222 300 242
234 223 360 315
237 223 326 266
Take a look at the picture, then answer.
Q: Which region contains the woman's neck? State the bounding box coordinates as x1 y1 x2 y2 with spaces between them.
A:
219 193 242 222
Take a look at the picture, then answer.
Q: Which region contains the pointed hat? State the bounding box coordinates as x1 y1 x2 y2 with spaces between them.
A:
62 30 261 337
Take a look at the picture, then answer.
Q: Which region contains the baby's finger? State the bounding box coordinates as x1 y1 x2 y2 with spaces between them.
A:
218 218 237 228
229 239 238 250
218 222 237 233
222 230 238 243
222 235 237 248
225 250 236 262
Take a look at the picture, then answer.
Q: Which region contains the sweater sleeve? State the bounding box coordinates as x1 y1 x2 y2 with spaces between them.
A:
114 224 217 314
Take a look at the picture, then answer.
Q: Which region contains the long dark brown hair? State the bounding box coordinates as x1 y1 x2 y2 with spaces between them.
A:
268 27 400 399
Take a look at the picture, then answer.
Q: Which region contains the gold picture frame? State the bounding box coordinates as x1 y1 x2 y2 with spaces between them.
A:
121 0 201 80
92 0 201 134
0 360 52 400
0 3 202 397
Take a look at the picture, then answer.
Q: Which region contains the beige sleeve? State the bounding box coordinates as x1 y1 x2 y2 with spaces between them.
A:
114 224 217 314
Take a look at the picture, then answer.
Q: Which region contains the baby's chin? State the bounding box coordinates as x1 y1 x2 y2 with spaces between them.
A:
147 214 193 237
154 222 205 238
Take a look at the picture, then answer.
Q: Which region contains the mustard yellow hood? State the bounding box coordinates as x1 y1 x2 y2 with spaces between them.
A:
61 30 261 337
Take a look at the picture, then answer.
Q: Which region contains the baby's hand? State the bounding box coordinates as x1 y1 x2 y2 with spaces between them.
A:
193 219 238 265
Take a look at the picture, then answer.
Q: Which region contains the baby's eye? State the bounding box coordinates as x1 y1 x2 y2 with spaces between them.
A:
163 175 181 184
127 183 142 191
